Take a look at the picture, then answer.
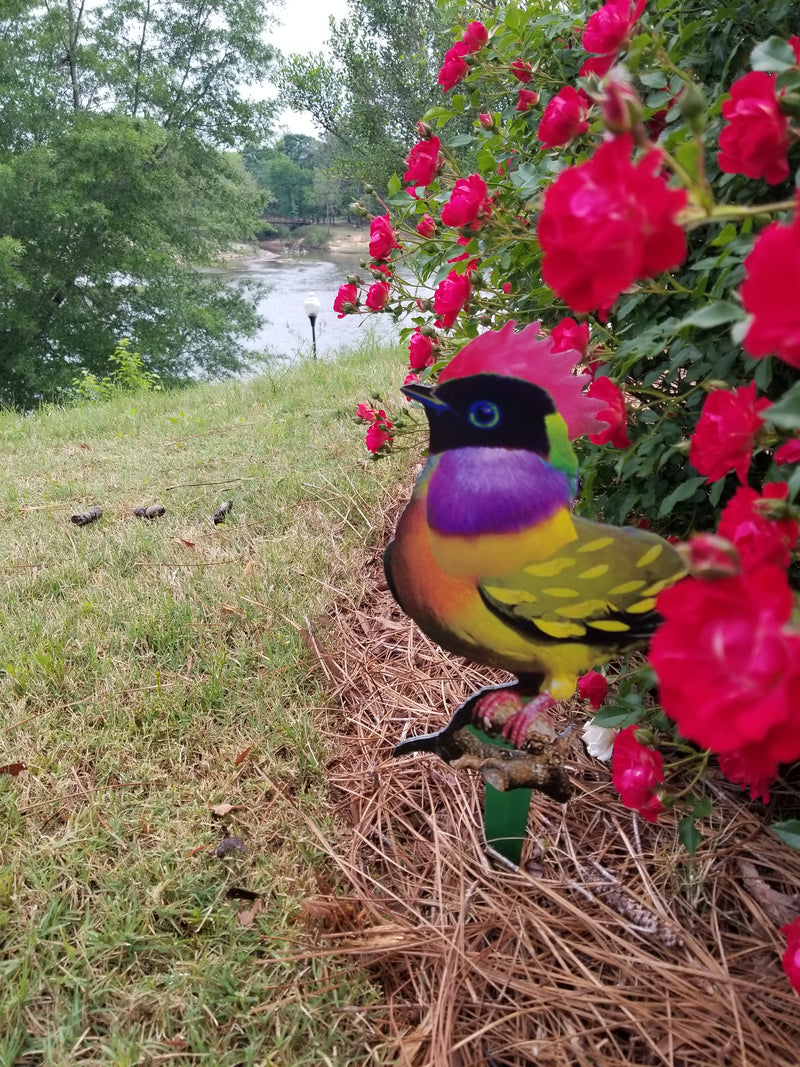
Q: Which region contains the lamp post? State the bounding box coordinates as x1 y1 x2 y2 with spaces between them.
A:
303 291 321 359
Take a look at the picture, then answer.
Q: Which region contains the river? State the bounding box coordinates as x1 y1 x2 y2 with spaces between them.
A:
205 248 403 362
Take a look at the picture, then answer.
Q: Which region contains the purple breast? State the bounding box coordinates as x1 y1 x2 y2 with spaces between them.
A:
426 448 574 537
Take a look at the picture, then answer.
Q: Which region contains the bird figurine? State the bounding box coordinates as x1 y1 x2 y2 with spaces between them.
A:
386 322 686 863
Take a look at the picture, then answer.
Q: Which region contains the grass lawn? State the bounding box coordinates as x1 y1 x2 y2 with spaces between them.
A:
0 340 405 1066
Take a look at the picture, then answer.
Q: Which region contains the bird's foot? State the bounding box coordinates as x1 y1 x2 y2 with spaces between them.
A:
503 693 557 749
393 683 571 802
472 688 525 733
473 689 557 751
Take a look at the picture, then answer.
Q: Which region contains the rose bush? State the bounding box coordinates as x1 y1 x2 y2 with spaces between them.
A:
338 0 800 988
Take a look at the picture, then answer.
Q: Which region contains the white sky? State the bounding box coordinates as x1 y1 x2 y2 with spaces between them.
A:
268 0 351 137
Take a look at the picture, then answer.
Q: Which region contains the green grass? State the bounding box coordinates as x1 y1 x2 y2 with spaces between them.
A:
0 341 405 1065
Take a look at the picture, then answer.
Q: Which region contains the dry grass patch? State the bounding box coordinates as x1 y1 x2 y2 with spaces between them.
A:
307 485 800 1067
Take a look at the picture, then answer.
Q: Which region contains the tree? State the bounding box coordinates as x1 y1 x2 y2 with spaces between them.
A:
243 134 359 222
279 0 461 192
0 0 278 408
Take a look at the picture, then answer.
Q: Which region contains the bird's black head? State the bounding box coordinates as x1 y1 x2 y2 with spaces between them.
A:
402 374 556 455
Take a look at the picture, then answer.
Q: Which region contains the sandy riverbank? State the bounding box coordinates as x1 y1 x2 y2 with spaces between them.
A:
325 225 370 255
219 224 371 265
217 243 279 262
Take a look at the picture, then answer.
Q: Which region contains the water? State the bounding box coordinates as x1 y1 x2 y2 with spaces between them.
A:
206 249 402 362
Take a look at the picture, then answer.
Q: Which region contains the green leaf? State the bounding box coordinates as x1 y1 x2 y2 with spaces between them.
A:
709 477 726 506
751 37 797 72
646 90 674 107
753 355 773 391
777 68 800 93
423 106 455 122
764 383 800 431
657 475 706 517
679 301 746 329
771 820 800 850
446 134 476 148
711 223 737 247
690 795 712 819
640 72 669 89
674 138 702 182
591 704 642 728
679 814 702 856
387 173 401 195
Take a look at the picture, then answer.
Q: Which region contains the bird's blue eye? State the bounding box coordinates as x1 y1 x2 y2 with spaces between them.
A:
468 400 500 429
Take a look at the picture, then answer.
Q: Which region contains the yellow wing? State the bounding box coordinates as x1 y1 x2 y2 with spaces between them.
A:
479 517 686 654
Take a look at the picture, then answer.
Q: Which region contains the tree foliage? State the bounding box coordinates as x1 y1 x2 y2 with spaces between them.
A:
0 0 277 407
279 0 461 191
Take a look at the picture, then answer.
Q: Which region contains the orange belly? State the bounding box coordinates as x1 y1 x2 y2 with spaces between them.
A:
388 492 553 673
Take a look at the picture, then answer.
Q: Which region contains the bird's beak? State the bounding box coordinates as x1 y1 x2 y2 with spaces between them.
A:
400 382 449 411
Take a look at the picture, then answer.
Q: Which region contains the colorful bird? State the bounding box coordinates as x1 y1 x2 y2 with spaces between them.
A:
386 323 686 862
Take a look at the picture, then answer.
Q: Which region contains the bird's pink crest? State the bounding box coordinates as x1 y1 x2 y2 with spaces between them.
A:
437 321 606 439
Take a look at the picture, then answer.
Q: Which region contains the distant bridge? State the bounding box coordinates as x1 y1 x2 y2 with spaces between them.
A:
261 215 318 226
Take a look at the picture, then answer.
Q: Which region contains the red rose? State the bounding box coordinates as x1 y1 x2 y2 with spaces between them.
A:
404 137 441 192
537 134 687 313
356 403 376 422
478 112 494 128
775 438 800 465
587 376 630 448
550 316 590 357
511 59 533 83
579 53 617 78
441 174 490 228
408 328 435 369
439 41 470 91
365 410 393 453
612 725 665 823
334 283 359 318
689 383 770 484
741 206 800 371
718 747 778 804
649 566 800 764
683 533 741 579
577 670 608 710
717 482 799 571
646 107 669 140
537 87 590 147
368 213 401 261
515 89 539 112
433 270 471 329
718 72 790 185
781 918 800 994
582 0 646 57
365 281 390 311
601 70 643 133
461 20 488 53
416 213 436 239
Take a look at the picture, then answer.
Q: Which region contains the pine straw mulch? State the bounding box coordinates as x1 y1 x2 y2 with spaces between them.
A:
300 488 800 1067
